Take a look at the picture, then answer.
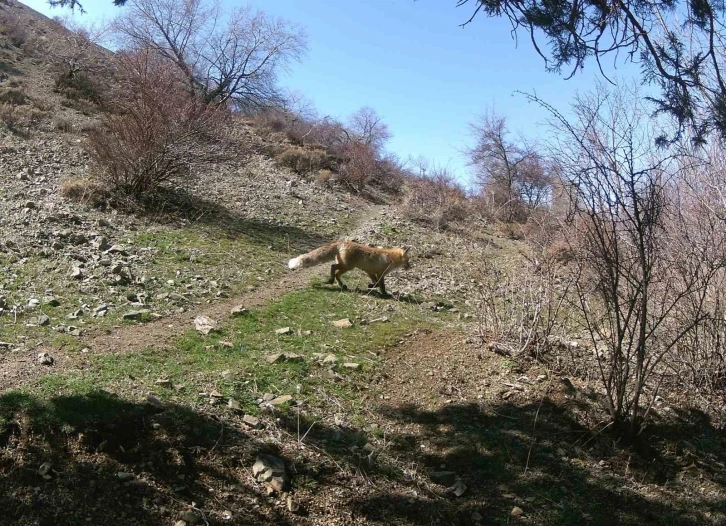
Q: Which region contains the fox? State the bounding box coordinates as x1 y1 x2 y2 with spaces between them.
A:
287 241 411 295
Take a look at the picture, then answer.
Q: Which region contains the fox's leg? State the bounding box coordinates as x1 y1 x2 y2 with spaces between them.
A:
327 264 338 285
377 277 388 296
367 273 379 289
334 268 349 291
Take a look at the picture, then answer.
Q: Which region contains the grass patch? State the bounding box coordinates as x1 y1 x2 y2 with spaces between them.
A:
4 285 437 431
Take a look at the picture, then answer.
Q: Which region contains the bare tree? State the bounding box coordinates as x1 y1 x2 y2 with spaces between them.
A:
533 82 726 438
112 0 307 110
346 106 391 152
44 16 110 86
468 111 550 222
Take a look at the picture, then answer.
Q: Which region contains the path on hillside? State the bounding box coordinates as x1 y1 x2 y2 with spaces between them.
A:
0 204 389 391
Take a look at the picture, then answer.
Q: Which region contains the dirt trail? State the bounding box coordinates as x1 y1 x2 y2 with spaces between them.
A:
0 203 388 391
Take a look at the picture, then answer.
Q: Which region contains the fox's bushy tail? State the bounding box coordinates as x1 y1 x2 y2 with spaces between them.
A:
288 243 339 270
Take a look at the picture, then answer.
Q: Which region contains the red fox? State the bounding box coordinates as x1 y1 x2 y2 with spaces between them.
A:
287 241 411 295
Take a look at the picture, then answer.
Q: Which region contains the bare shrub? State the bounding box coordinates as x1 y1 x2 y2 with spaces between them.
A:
0 9 28 47
477 243 573 360
87 48 229 197
275 146 329 175
0 88 27 105
60 177 109 206
315 169 334 186
530 83 726 437
0 103 44 131
401 164 469 230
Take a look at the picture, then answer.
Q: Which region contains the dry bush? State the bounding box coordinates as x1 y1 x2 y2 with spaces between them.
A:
477 248 573 360
275 146 331 175
55 72 104 104
0 88 27 105
0 9 28 47
401 168 469 230
53 117 74 133
0 103 44 131
60 178 109 206
315 169 334 186
86 48 229 197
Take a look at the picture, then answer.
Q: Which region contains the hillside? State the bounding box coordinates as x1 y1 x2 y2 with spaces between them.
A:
1 1 725 525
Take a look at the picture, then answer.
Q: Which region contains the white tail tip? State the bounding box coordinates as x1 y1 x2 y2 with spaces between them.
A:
288 257 301 270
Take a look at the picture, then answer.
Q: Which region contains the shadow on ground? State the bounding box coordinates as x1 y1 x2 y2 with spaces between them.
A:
0 390 294 526
121 186 333 255
276 396 726 526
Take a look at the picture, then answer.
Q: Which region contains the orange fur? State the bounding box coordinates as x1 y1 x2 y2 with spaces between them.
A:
288 241 410 294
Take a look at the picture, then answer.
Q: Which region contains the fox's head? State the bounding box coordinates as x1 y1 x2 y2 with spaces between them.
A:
399 246 411 270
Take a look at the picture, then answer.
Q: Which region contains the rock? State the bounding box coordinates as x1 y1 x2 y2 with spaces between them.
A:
70 267 84 280
37 462 53 479
36 314 50 326
179 511 201 524
511 506 524 517
472 511 483 522
266 352 303 364
275 327 292 335
287 495 300 513
342 362 361 371
145 394 165 409
116 472 134 481
332 318 353 328
38 352 54 366
252 454 288 493
155 378 172 388
429 471 457 487
221 370 234 380
27 298 41 308
322 354 338 365
228 398 241 411
242 414 260 428
174 521 187 526
230 305 248 316
452 479 467 497
194 315 217 335
269 395 292 405
104 244 128 256
123 309 149 321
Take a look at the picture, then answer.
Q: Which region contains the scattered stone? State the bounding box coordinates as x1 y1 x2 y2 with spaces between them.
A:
123 309 149 321
228 398 241 411
194 315 217 335
174 521 187 526
179 511 201 524
269 395 293 405
287 495 300 513
452 479 467 497
230 305 248 316
104 244 128 256
266 352 303 364
145 394 165 409
242 414 260 428
36 314 50 326
155 378 172 388
342 362 361 371
332 318 353 328
511 506 524 517
430 471 457 487
116 472 134 481
221 370 234 380
472 511 483 522
27 298 40 308
37 352 54 366
37 462 53 479
322 354 338 365
70 267 84 280
275 327 292 335
252 454 288 493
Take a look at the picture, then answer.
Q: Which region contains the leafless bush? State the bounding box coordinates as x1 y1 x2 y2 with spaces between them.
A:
401 164 469 230
529 82 726 437
275 146 331 175
86 48 229 197
0 8 28 47
477 244 573 360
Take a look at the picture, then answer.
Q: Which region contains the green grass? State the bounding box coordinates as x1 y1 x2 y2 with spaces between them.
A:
1 285 438 431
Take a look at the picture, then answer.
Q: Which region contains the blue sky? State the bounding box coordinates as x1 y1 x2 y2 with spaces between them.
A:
20 0 641 186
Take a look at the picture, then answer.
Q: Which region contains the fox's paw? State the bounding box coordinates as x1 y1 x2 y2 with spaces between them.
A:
326 278 335 285
367 283 376 289
340 284 349 291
